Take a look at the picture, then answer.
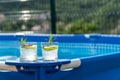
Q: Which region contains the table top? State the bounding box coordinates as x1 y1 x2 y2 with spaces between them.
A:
5 59 71 67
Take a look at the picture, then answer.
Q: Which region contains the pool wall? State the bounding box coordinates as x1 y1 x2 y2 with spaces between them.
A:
0 34 120 80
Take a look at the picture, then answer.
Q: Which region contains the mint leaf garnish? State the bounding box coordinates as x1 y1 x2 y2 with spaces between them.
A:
48 34 53 44
20 38 26 45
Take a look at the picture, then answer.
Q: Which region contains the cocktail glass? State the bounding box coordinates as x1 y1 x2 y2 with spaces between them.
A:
41 42 58 61
20 42 37 62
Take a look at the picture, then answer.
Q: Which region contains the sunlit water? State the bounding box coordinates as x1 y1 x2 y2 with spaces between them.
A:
0 41 120 61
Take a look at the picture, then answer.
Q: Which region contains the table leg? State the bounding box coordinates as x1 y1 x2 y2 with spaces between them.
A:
35 67 45 80
40 67 45 80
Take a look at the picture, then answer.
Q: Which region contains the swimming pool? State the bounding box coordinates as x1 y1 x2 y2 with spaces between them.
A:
0 34 120 80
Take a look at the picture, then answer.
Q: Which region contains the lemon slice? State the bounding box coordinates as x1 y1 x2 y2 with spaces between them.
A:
43 46 58 51
24 45 37 49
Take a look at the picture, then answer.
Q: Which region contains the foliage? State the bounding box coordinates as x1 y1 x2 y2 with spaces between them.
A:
56 0 120 34
0 0 120 34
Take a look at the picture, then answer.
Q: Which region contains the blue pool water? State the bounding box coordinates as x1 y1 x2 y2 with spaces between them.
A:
0 41 120 60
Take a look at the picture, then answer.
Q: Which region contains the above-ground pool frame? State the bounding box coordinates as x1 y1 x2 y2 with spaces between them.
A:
0 34 120 80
